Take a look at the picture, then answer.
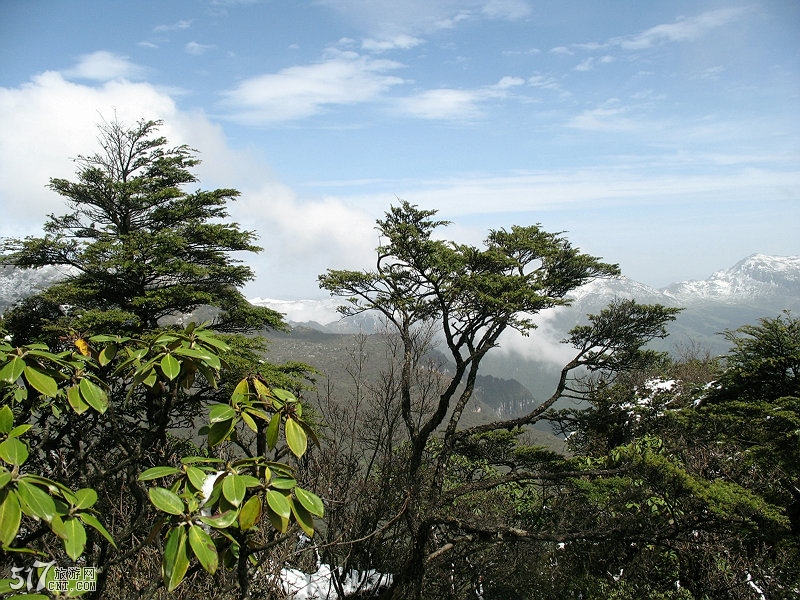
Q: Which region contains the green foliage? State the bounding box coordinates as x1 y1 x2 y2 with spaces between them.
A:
138 374 323 591
0 324 323 594
716 310 800 402
545 313 800 598
317 202 686 599
2 117 284 342
0 405 116 559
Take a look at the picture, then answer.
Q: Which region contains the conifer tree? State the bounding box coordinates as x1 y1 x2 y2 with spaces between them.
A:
2 117 283 343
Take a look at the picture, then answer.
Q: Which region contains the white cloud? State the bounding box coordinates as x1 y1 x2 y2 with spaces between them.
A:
566 103 643 133
395 76 523 120
0 72 178 237
334 166 800 223
62 51 145 81
318 0 527 39
615 7 750 50
153 19 192 33
221 50 406 123
396 88 484 120
230 182 377 297
185 41 215 55
361 34 424 52
0 69 378 298
548 46 573 56
574 55 614 71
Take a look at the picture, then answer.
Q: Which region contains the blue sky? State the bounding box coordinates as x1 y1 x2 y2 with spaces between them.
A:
1 0 798 300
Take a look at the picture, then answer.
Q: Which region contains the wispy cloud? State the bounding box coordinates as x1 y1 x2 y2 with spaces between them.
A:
566 105 642 132
221 49 406 123
574 55 614 72
613 7 750 50
185 41 215 55
361 34 424 52
62 51 145 81
153 19 192 33
395 76 524 120
318 0 529 40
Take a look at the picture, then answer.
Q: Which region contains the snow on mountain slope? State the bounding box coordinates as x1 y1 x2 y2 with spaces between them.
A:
662 254 800 305
0 265 71 311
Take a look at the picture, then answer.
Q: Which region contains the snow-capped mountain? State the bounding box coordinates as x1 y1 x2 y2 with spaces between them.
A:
662 254 800 306
2 254 798 344
0 265 73 312
251 253 800 336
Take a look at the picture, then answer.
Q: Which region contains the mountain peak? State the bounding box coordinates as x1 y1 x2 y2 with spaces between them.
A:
663 253 800 305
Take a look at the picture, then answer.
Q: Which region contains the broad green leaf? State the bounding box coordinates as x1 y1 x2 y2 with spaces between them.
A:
238 495 261 530
0 356 24 384
209 404 236 423
241 411 258 433
244 407 271 421
185 466 208 492
148 487 185 516
188 525 218 574
239 474 261 488
143 369 158 387
163 526 190 592
0 471 11 490
266 413 281 450
16 479 56 521
23 366 58 398
194 330 230 351
291 496 315 537
264 461 294 478
207 419 235 447
8 424 32 439
160 353 181 381
73 488 97 509
79 378 108 414
198 510 238 529
139 466 182 481
131 365 156 390
98 342 117 367
50 514 67 539
0 488 21 545
232 378 250 404
285 417 308 458
222 474 246 507
272 388 296 403
266 489 291 520
252 379 270 398
172 346 220 369
270 477 297 490
266 504 289 533
13 387 27 403
0 438 28 466
62 516 87 561
195 362 219 389
0 406 12 433
295 487 325 517
67 385 90 414
78 512 117 548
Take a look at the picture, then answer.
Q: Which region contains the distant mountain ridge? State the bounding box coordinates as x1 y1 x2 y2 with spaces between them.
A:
2 254 798 349
662 254 800 305
251 253 800 334
1 254 797 434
